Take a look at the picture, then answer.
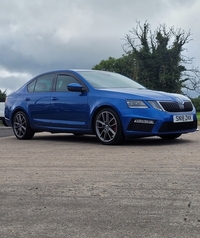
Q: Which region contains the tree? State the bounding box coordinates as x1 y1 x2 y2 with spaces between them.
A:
93 56 134 78
93 21 200 95
0 89 6 102
191 97 200 112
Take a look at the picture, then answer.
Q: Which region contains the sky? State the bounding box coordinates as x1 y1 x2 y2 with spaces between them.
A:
0 0 200 95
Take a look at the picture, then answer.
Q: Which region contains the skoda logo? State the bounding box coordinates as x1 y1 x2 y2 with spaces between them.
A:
176 97 184 104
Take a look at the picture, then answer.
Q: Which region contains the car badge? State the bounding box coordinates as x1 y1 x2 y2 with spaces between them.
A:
176 97 184 104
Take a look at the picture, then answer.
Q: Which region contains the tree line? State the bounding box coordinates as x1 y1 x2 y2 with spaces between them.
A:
0 89 6 102
93 21 200 96
191 97 200 111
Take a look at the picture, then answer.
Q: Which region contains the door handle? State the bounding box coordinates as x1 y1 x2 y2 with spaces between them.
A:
25 98 30 101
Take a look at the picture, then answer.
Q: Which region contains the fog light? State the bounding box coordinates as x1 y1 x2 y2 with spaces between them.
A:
134 119 155 124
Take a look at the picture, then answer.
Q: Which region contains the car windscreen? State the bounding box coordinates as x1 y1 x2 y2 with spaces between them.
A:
78 71 145 89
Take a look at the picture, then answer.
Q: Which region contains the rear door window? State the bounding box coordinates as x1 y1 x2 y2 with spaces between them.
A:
28 74 55 92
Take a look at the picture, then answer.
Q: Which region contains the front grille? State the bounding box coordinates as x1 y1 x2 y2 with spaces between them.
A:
159 120 197 132
184 102 193 111
127 119 154 132
159 101 193 112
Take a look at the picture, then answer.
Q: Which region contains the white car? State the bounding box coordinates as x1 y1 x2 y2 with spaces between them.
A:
0 102 7 126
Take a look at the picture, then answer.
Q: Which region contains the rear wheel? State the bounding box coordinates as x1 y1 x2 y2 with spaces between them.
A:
94 108 124 145
160 133 182 140
13 111 35 139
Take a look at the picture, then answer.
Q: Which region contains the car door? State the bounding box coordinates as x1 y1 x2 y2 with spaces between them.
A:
26 73 55 127
50 74 89 129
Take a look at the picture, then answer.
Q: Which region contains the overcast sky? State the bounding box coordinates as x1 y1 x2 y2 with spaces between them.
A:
0 0 200 94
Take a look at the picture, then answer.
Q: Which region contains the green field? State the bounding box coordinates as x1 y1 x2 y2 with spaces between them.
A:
197 112 200 122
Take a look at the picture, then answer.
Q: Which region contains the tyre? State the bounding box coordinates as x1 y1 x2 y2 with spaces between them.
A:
13 111 35 140
94 108 124 145
160 133 182 140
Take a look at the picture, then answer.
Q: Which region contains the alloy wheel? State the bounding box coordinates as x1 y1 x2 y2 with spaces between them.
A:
95 108 124 145
13 111 34 139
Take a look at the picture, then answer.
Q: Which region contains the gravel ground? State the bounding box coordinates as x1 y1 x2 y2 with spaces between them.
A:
0 131 200 238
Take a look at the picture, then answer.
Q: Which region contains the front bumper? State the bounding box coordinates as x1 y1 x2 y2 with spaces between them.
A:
121 108 198 137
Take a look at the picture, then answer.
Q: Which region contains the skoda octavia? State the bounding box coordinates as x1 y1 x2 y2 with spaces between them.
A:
4 70 197 145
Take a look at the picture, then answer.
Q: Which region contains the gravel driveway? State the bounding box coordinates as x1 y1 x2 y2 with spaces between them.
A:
0 131 200 238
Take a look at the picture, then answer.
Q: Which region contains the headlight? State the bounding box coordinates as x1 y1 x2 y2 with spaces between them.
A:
126 100 148 108
148 101 163 111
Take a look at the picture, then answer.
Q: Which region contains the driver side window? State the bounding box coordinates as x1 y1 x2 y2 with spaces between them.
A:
56 75 78 92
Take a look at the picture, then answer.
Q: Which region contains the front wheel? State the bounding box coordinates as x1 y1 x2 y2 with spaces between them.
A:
159 133 182 140
13 111 35 140
94 108 124 145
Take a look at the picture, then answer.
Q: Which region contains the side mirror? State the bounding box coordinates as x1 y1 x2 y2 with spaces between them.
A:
67 83 85 92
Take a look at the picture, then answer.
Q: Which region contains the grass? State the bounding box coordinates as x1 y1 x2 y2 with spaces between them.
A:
197 112 200 124
0 121 4 127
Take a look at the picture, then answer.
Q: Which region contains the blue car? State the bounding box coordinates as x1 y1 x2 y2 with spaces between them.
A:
4 70 197 145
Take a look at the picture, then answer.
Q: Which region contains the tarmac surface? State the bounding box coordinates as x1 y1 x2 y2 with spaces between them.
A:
0 129 200 238
0 127 13 137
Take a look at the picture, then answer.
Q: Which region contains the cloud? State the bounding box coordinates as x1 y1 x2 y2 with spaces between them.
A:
0 68 32 94
0 0 199 94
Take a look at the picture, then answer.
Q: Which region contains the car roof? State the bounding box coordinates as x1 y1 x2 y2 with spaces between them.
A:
43 69 95 73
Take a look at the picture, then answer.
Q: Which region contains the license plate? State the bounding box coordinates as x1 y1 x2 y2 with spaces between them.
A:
173 115 193 123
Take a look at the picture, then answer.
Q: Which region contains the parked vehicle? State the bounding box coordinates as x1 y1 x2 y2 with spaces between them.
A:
0 102 7 126
4 70 198 145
